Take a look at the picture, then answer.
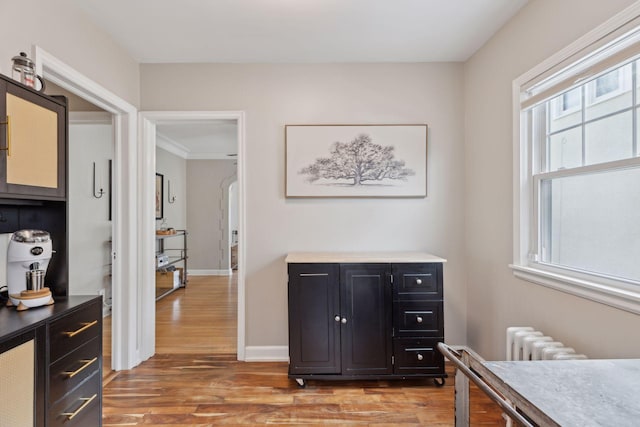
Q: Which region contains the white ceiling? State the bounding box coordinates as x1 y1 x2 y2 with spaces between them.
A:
156 120 238 159
71 0 528 157
71 0 528 63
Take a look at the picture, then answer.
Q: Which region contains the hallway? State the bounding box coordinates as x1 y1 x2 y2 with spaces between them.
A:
155 274 237 355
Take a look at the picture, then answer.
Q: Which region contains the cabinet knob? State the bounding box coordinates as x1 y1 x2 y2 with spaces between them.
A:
341 317 347 324
417 353 424 361
416 316 423 324
334 315 341 322
416 278 423 285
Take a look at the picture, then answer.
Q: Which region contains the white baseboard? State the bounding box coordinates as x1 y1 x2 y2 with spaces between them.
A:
243 346 289 362
188 269 232 276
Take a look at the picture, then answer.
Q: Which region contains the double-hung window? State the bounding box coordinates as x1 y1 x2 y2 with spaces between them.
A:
513 10 640 313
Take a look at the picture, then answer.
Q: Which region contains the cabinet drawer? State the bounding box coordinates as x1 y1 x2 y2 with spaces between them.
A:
48 371 101 427
49 336 100 405
393 338 444 375
49 301 101 363
393 263 442 301
394 301 443 337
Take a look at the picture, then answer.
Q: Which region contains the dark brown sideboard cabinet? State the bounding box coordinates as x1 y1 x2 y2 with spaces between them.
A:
286 253 446 387
0 296 102 426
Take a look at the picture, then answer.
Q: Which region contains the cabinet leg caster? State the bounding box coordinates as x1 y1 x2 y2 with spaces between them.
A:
433 377 445 387
295 378 306 388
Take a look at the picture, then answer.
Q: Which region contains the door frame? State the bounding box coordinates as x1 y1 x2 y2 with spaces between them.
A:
34 46 140 370
139 111 247 361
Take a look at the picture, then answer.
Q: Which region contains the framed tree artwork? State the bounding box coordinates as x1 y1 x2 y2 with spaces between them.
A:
155 173 164 219
285 124 428 198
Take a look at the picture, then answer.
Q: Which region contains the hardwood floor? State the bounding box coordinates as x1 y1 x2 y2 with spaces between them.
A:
103 275 504 426
156 274 237 355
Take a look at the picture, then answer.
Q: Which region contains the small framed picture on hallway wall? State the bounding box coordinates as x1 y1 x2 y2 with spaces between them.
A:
155 173 164 219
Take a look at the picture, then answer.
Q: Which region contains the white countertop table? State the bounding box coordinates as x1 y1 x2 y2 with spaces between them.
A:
285 252 447 263
439 344 640 427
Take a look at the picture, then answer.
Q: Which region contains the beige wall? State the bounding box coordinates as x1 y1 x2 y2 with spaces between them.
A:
156 147 187 231
186 160 237 271
141 63 467 347
155 147 188 264
68 120 113 300
464 0 640 359
0 0 139 107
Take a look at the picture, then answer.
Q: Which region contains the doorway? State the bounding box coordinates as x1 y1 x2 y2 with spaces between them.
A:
36 46 139 370
65 108 115 375
139 111 247 362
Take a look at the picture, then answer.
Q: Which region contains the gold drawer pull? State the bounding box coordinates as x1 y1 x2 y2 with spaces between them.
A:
64 320 98 337
62 393 97 420
64 357 98 378
0 116 10 156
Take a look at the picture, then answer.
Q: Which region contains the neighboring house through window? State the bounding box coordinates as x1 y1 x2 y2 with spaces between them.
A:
512 8 640 314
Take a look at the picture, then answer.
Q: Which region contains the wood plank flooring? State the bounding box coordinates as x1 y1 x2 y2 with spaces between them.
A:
155 275 237 355
103 275 504 426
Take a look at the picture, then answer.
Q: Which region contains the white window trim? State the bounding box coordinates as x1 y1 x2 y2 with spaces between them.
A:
512 2 640 315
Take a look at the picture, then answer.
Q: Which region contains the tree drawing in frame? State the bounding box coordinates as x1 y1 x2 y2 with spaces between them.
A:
299 133 414 186
286 124 427 198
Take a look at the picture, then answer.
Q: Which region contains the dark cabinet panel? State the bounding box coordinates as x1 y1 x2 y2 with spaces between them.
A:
49 336 100 405
288 263 340 375
48 371 101 427
0 205 19 232
394 300 443 337
341 264 392 376
393 338 445 375
49 299 101 363
393 263 443 301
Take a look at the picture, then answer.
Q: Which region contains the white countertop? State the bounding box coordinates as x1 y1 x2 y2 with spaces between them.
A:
483 358 640 426
285 252 447 263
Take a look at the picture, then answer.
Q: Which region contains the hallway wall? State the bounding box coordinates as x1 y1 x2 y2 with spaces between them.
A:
186 160 237 274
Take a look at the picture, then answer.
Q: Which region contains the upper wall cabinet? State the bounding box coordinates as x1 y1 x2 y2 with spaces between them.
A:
0 74 67 200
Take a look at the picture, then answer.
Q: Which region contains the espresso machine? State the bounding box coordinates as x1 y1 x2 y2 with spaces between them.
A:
6 230 55 311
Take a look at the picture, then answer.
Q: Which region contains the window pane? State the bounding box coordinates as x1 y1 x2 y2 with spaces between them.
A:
549 88 582 132
540 167 640 282
585 64 632 121
585 111 633 165
548 127 582 171
596 72 619 97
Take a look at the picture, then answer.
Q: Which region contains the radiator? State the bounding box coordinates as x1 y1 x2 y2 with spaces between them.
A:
503 327 587 427
506 326 587 361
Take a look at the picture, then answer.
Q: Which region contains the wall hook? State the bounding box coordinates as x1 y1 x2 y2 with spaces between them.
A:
168 180 176 204
93 162 105 198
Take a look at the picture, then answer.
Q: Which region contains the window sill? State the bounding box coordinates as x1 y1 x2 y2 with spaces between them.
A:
509 264 640 315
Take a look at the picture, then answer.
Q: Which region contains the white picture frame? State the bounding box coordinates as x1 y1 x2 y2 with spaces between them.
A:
285 124 428 198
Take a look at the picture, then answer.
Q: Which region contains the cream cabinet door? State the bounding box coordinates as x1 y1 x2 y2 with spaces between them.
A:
1 77 66 199
6 92 58 188
0 339 35 426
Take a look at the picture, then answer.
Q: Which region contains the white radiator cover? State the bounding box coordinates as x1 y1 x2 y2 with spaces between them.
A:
506 326 587 361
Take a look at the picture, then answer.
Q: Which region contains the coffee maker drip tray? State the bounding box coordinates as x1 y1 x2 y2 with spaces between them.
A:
7 288 54 311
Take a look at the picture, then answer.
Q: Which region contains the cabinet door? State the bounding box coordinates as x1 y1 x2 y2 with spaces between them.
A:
340 264 393 376
0 78 66 199
288 263 340 375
